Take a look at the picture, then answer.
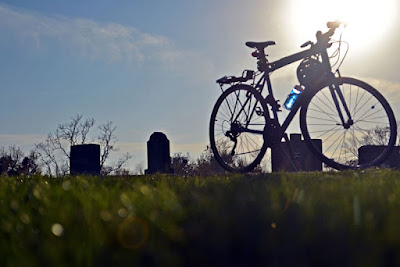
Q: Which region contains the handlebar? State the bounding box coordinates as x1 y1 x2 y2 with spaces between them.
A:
325 20 346 36
327 21 343 30
300 21 346 49
315 21 346 46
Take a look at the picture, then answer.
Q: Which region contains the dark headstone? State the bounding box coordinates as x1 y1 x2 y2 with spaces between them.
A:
359 145 400 168
271 134 322 172
70 144 101 175
145 132 174 174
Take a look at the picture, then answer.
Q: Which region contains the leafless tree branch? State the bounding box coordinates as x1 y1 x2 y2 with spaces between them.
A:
34 114 130 176
98 121 117 169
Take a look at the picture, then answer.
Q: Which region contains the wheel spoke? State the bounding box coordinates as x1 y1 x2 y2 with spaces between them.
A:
303 78 395 169
210 86 267 172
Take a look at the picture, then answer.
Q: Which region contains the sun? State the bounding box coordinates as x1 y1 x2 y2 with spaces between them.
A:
288 0 397 53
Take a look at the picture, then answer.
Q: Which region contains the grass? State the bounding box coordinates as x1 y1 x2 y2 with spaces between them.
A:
2 169 400 266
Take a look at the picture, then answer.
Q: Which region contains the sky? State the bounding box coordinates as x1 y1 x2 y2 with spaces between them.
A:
0 0 399 172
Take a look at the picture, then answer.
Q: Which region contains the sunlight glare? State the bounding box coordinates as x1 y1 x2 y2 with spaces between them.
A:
289 0 397 52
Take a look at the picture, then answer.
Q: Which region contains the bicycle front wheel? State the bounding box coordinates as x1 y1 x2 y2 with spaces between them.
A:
210 84 268 172
300 77 397 170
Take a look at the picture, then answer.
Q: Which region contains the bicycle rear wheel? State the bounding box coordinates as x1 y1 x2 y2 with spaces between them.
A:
300 77 397 170
209 84 268 172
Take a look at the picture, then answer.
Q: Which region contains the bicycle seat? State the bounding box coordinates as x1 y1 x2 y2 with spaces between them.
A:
245 41 276 50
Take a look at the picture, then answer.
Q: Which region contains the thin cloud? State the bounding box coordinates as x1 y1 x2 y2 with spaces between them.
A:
0 3 211 72
361 78 400 104
0 134 44 149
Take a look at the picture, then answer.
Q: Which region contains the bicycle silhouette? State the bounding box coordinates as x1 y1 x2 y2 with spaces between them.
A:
210 21 397 172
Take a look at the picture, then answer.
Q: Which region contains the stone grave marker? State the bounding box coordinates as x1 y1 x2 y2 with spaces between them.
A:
145 132 174 174
70 144 101 175
271 133 322 172
359 145 400 168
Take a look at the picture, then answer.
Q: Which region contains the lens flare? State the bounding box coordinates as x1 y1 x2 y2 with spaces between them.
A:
117 217 149 250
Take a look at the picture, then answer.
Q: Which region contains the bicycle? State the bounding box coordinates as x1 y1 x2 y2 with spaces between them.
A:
209 21 397 172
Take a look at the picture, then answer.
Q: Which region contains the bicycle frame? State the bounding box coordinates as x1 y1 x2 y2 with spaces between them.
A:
211 21 397 171
247 32 353 143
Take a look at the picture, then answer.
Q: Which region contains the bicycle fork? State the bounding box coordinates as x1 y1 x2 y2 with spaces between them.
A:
329 77 353 128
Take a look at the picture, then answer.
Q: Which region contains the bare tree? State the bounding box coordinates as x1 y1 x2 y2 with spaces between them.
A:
170 143 266 175
96 121 133 175
134 161 145 175
191 146 226 175
35 138 63 176
98 121 116 170
0 145 40 176
361 125 392 146
171 153 194 175
35 114 132 176
341 123 399 167
100 152 132 175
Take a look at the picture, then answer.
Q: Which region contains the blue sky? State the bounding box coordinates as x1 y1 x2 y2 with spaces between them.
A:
0 0 399 172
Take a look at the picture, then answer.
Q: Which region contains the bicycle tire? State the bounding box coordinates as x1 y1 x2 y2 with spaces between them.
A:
209 84 268 172
300 77 397 170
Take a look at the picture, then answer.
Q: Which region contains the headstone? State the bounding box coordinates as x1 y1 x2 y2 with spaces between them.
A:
271 134 322 172
70 144 101 175
359 145 400 168
145 132 174 174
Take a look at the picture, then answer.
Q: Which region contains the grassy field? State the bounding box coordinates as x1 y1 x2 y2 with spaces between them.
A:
2 170 400 266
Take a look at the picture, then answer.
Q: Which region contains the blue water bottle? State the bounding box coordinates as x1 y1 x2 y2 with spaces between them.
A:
284 85 304 110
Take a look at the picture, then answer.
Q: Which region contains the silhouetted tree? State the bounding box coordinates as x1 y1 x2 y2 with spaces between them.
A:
193 146 226 175
339 123 399 167
171 153 194 175
344 124 398 158
133 162 145 175
0 145 39 176
170 147 226 175
35 114 132 176
361 125 392 146
171 144 265 175
355 120 400 147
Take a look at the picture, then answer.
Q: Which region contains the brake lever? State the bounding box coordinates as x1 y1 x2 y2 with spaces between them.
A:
300 41 314 48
